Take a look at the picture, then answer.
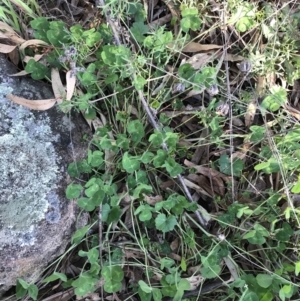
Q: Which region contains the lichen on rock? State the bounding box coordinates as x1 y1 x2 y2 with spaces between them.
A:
0 54 89 295
0 83 62 238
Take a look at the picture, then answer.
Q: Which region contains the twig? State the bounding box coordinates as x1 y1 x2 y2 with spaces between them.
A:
96 0 207 228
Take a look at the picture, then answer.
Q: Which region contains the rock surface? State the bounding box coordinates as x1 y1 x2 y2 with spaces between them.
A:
0 54 89 295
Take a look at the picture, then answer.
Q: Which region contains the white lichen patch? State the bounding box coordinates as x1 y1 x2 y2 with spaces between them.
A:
0 84 62 243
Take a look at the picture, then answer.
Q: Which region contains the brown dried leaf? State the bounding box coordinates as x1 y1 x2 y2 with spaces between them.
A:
7 94 56 110
66 70 76 101
224 53 245 62
0 21 25 44
8 48 19 65
9 70 29 76
182 42 222 52
184 159 231 181
0 43 16 53
51 68 65 103
211 176 226 196
186 275 204 290
187 174 213 197
170 237 180 251
19 39 50 52
0 21 17 33
123 249 145 259
143 194 163 205
169 253 182 261
245 100 257 127
185 53 212 70
183 178 211 197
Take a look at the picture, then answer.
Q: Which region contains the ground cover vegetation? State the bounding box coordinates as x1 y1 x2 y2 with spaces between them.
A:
2 0 300 300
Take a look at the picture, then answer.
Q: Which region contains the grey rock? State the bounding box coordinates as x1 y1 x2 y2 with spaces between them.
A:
0 54 89 295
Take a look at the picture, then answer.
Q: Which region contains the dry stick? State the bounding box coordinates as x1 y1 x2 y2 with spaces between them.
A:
96 0 207 227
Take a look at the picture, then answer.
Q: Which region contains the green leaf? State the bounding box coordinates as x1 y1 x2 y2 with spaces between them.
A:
30 17 50 42
219 154 231 175
102 203 110 222
122 152 140 173
130 22 149 42
28 284 38 300
295 261 300 276
236 16 255 32
254 223 269 236
162 157 183 177
43 272 67 283
77 197 95 211
68 162 80 177
153 150 168 168
260 291 274 301
16 279 27 299
47 21 70 46
155 214 177 232
180 8 201 32
241 291 259 301
85 183 100 198
66 183 83 199
279 284 294 301
17 278 30 289
106 206 122 224
133 75 147 90
138 280 152 293
99 136 112 149
164 132 179 150
127 120 145 143
133 184 153 199
149 131 163 146
70 24 83 39
292 180 300 193
275 222 293 241
25 59 49 80
101 45 131 67
84 107 96 119
135 205 153 221
82 28 101 46
256 274 273 288
173 289 184 301
140 151 154 164
180 15 201 32
177 279 190 291
116 133 130 150
249 125 266 142
88 150 104 167
200 265 221 279
87 248 99 264
243 230 266 245
218 154 243 176
260 85 287 114
71 225 90 244
102 266 124 293
138 287 152 301
254 157 280 173
152 288 162 301
72 273 98 296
